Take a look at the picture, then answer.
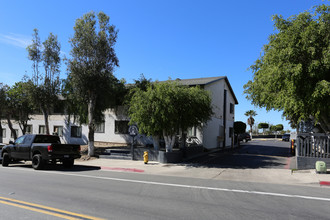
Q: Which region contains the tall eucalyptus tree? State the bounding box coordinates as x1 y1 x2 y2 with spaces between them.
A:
67 11 121 156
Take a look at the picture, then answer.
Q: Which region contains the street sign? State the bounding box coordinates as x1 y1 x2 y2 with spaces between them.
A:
128 125 138 160
128 125 138 137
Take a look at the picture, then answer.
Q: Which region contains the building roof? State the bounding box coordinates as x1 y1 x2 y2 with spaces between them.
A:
174 76 239 104
174 76 226 86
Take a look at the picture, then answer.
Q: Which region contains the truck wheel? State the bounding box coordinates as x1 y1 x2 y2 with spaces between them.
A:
63 159 74 168
2 153 10 167
32 154 44 170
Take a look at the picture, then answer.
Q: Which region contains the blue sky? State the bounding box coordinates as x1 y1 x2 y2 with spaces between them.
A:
0 0 326 131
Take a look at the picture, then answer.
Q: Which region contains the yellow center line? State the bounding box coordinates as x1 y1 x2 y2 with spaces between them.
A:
0 196 104 220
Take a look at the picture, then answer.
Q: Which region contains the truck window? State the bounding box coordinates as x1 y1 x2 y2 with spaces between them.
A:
33 135 61 144
24 135 33 144
15 136 25 144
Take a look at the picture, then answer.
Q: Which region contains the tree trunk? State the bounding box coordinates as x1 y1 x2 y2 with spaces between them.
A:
88 95 96 157
0 119 2 143
152 135 160 151
163 130 175 152
6 115 17 140
180 130 187 150
19 120 28 135
42 107 50 135
250 124 253 140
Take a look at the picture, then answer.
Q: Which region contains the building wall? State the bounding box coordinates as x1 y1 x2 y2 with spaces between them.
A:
202 80 224 149
224 81 236 147
202 79 236 149
0 108 131 145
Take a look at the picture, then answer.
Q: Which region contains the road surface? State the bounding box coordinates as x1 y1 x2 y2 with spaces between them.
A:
1 169 330 218
1 140 329 219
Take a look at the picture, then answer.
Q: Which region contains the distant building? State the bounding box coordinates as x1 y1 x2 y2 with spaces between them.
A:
1 76 238 149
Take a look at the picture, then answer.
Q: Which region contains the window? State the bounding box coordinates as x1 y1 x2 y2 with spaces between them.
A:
34 135 60 144
11 129 18 138
115 120 129 134
15 135 25 144
26 125 33 134
230 103 234 114
2 129 6 138
71 126 82 138
187 127 197 137
54 126 63 137
95 122 105 133
39 125 46 134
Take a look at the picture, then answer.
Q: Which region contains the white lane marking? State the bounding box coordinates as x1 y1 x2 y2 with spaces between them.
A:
5 167 330 202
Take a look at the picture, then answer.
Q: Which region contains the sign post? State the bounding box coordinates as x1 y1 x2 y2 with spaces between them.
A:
128 125 138 160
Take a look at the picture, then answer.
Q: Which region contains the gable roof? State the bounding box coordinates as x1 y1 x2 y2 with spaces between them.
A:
175 76 238 104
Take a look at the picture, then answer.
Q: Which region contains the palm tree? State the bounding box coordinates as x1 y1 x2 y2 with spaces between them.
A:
244 110 257 139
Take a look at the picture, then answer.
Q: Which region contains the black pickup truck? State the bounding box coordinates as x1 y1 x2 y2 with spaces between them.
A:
1 134 81 170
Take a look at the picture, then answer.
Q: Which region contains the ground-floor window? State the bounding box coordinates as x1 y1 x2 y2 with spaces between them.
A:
115 120 129 134
187 126 197 137
2 129 6 138
39 125 46 134
54 126 63 137
95 122 105 133
71 126 82 138
26 125 32 134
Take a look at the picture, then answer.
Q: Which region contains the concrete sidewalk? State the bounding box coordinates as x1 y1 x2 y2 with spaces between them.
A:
75 158 330 187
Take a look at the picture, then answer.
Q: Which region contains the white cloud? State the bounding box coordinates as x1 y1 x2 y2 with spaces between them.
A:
0 33 31 49
0 33 68 58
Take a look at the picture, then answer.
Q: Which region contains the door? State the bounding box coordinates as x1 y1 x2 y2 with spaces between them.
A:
11 135 25 159
19 135 33 160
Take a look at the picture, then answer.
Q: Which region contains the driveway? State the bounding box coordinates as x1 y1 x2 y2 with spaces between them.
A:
187 139 294 169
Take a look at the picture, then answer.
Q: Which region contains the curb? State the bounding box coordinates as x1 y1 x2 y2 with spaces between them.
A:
320 181 330 186
101 166 144 173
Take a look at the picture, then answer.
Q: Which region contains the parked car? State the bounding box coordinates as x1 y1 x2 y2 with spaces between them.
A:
0 143 4 162
238 133 251 142
1 134 81 170
282 133 290 142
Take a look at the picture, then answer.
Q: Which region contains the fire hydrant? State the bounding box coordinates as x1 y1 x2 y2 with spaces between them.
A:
143 151 148 164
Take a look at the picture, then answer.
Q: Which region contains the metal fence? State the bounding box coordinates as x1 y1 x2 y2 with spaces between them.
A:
297 133 330 158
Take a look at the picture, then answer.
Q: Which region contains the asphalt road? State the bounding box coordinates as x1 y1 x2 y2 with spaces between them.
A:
1 160 330 219
188 139 293 169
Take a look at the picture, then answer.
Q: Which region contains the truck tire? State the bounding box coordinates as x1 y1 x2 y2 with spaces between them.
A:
2 152 10 167
63 158 74 168
32 154 44 170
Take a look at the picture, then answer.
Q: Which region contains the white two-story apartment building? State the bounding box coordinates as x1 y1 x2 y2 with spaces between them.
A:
1 76 238 149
